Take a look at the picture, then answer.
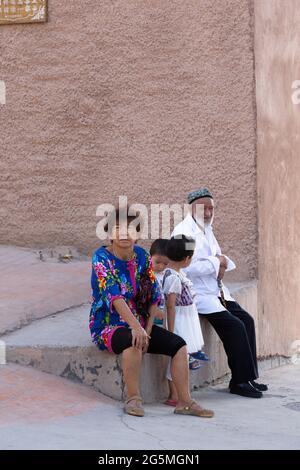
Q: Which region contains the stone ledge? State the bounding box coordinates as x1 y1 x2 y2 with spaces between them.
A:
1 281 271 403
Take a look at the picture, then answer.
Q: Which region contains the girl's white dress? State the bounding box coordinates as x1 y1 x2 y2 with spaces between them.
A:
163 268 204 353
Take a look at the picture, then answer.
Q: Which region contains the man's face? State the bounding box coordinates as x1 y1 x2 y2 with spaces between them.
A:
191 197 214 226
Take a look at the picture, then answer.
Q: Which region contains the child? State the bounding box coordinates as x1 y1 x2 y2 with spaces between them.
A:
150 239 169 326
163 235 208 406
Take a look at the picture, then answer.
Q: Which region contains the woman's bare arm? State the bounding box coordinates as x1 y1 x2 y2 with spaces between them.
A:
112 298 149 350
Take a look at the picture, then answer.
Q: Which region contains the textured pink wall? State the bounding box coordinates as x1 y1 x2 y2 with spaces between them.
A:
0 0 257 280
255 0 300 356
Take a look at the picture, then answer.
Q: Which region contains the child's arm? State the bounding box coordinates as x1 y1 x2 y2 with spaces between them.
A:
143 304 161 352
166 293 177 333
145 304 163 335
145 308 155 337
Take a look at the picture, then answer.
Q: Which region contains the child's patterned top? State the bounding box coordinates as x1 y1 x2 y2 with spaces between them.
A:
162 268 194 306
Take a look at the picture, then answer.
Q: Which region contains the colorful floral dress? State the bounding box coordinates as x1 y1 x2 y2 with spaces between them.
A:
89 245 160 352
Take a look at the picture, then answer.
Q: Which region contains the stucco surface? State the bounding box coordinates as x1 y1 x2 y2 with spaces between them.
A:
255 0 300 355
0 0 257 280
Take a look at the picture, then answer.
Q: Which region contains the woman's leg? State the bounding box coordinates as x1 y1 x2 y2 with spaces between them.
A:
122 346 143 398
110 327 142 398
110 327 144 416
171 346 213 415
148 327 213 415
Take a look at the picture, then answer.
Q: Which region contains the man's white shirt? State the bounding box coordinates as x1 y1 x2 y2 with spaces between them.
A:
172 213 236 314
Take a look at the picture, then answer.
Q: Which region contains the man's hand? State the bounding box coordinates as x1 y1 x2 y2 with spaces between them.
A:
218 264 226 281
216 254 228 280
216 254 228 268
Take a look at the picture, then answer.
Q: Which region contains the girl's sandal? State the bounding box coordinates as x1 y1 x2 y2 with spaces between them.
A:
164 399 178 407
189 358 203 371
174 400 214 418
124 395 145 417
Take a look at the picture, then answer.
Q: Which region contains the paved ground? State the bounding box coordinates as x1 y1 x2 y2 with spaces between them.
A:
0 246 90 335
1 245 299 450
0 362 299 450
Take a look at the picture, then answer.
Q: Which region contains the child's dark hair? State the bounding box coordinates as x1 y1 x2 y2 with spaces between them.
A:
150 239 169 256
165 235 195 261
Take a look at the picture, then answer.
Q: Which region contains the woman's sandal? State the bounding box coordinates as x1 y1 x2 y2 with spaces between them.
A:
174 400 214 418
124 395 145 417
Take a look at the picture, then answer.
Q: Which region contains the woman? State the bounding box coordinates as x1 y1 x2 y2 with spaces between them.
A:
89 208 214 418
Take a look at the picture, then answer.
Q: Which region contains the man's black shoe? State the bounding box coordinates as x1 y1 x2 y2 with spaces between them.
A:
229 379 268 392
250 380 268 391
229 382 263 398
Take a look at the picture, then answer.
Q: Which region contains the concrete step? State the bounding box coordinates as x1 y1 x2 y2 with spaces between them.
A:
1 281 259 403
1 304 171 403
1 302 226 403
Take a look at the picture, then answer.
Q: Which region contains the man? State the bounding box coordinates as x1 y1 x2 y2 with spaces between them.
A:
172 187 268 398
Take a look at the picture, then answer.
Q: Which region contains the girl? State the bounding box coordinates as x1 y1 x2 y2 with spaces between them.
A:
163 235 207 406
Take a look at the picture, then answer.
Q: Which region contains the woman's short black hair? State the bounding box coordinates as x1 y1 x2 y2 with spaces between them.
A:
104 207 141 235
150 239 169 256
165 235 195 261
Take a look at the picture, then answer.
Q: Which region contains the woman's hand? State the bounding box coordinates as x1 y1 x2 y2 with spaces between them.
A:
112 298 150 350
131 325 150 350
